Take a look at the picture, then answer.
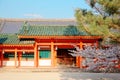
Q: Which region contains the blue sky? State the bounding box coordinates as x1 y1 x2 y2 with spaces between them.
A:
0 0 91 19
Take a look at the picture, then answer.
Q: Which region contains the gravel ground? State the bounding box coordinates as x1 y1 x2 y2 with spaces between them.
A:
0 72 120 80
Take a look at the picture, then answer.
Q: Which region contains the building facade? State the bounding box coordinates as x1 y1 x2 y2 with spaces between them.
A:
0 18 101 68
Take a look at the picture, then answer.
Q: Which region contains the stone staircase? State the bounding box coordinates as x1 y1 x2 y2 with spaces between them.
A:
0 67 82 73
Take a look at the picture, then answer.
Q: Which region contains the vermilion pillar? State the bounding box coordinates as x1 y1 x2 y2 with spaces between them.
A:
34 42 38 67
79 41 83 68
15 48 17 68
0 52 1 67
96 41 99 49
0 52 3 67
18 52 22 67
54 49 57 67
51 41 55 67
76 57 80 67
76 41 83 68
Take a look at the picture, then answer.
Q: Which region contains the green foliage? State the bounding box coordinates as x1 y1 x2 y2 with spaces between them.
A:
64 25 86 36
98 0 120 16
75 0 120 44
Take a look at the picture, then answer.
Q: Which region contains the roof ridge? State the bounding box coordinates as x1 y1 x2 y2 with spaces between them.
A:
0 18 76 22
30 25 70 26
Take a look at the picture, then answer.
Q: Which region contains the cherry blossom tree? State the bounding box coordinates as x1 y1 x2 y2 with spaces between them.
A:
69 44 120 72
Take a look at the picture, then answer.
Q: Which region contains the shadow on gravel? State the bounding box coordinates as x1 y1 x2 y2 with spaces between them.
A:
59 67 120 80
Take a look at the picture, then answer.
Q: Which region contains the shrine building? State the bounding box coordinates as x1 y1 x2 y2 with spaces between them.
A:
0 18 101 68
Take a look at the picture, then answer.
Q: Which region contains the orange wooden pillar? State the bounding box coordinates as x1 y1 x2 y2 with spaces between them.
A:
76 41 83 68
36 49 39 67
18 52 22 67
79 56 83 68
79 41 83 68
76 57 80 67
96 41 99 49
0 52 1 67
0 52 2 67
34 44 37 67
34 42 38 67
0 51 3 67
51 41 55 67
15 48 17 68
54 49 57 67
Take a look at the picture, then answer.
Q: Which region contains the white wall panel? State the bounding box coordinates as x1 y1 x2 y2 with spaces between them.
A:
3 61 15 66
21 61 34 66
39 60 51 66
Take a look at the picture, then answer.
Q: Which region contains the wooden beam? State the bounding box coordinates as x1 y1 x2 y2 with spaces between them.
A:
37 43 51 45
55 43 78 45
0 44 34 47
37 43 80 46
18 35 102 40
0 49 34 52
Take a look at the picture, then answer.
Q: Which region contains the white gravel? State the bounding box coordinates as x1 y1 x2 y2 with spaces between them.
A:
0 72 120 80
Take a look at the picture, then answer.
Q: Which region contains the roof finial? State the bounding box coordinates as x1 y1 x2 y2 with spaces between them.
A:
23 21 30 33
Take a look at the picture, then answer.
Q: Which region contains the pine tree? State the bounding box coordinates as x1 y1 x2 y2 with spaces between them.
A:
75 0 120 44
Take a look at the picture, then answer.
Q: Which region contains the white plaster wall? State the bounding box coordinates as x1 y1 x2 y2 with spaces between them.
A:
3 61 15 66
39 60 51 66
21 61 34 66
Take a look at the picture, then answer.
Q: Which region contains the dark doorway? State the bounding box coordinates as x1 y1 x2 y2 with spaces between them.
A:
57 49 76 67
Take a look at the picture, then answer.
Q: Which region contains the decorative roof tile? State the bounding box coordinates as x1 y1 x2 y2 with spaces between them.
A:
19 25 86 36
0 34 34 45
0 18 76 34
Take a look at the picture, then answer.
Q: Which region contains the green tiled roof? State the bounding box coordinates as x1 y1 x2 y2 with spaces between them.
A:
19 25 86 36
0 34 34 45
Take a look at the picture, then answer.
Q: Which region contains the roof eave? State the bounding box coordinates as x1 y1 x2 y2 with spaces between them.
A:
0 44 34 47
18 35 102 40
